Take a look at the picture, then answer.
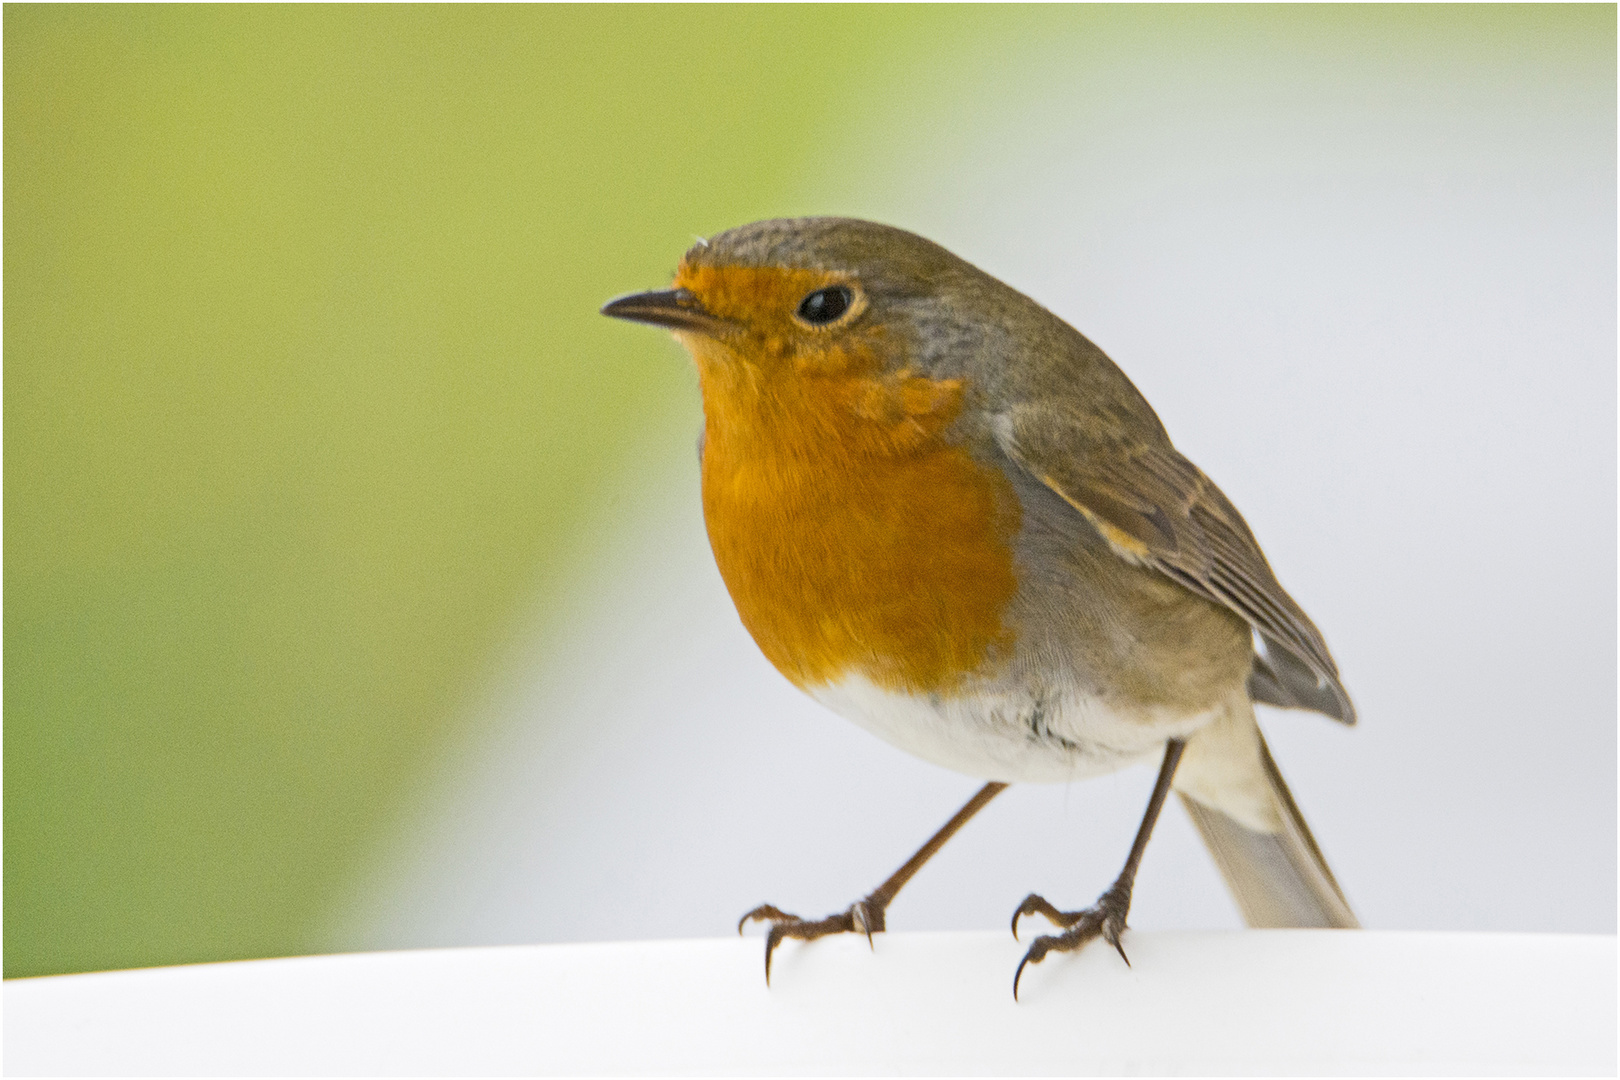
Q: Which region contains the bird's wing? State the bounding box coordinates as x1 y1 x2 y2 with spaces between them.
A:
993 403 1354 724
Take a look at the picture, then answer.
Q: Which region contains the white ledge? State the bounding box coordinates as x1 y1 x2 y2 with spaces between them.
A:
6 930 1614 1076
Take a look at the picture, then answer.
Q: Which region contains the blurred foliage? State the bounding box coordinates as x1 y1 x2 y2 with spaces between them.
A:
3 4 938 978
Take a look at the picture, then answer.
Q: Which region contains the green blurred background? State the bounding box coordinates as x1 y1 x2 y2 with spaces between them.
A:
5 3 932 978
7 5 1613 979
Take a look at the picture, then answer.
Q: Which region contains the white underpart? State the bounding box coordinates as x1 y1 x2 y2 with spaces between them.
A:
810 673 1219 785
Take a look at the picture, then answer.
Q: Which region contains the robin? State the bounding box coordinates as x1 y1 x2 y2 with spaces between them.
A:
602 217 1358 997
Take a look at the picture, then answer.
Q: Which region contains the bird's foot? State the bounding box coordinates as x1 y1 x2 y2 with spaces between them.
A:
738 898 887 985
1010 883 1133 999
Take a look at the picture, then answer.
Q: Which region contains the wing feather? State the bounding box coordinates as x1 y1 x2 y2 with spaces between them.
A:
994 404 1354 724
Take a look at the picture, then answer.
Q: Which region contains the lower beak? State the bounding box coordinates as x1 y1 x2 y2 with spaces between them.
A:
600 289 724 334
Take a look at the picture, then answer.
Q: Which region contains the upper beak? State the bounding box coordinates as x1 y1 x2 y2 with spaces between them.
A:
600 288 724 334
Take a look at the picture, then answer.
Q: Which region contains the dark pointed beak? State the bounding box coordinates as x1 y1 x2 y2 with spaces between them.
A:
600 288 724 334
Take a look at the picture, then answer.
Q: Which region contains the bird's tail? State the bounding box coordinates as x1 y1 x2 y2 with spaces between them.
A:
1172 697 1359 929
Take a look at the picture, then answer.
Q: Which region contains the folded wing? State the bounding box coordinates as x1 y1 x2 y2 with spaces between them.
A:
993 403 1354 724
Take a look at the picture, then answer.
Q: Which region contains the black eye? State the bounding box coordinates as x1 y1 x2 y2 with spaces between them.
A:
797 286 852 325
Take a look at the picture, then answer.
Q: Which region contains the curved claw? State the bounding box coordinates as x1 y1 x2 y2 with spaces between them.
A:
1108 927 1130 967
1012 934 1054 1000
763 922 794 986
849 900 878 949
1010 893 1046 940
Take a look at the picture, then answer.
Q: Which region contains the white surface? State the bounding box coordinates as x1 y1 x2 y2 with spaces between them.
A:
7 932 1613 1076
337 12 1613 956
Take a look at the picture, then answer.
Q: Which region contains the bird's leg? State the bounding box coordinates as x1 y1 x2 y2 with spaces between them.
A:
1011 739 1186 999
740 780 1007 984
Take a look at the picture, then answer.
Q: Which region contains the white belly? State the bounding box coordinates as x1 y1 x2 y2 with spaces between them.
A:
810 673 1217 784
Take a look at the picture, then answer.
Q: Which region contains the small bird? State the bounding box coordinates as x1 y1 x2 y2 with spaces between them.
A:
602 217 1358 997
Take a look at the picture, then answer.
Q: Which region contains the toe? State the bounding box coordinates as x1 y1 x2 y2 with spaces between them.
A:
1011 893 1077 937
738 903 800 935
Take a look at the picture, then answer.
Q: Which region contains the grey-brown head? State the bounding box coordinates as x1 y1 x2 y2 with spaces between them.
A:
601 216 1105 397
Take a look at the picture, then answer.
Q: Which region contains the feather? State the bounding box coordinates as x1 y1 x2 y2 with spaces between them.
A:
993 404 1355 724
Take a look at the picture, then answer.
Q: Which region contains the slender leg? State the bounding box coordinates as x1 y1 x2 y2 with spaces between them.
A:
740 780 1008 985
1010 739 1187 999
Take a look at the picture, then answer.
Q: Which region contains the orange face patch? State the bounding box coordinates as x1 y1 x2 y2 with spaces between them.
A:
675 261 875 377
675 262 1021 695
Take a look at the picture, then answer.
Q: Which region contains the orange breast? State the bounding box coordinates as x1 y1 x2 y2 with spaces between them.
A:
690 335 1021 695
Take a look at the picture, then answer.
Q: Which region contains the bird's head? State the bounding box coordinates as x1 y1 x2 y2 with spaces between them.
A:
602 217 1003 385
